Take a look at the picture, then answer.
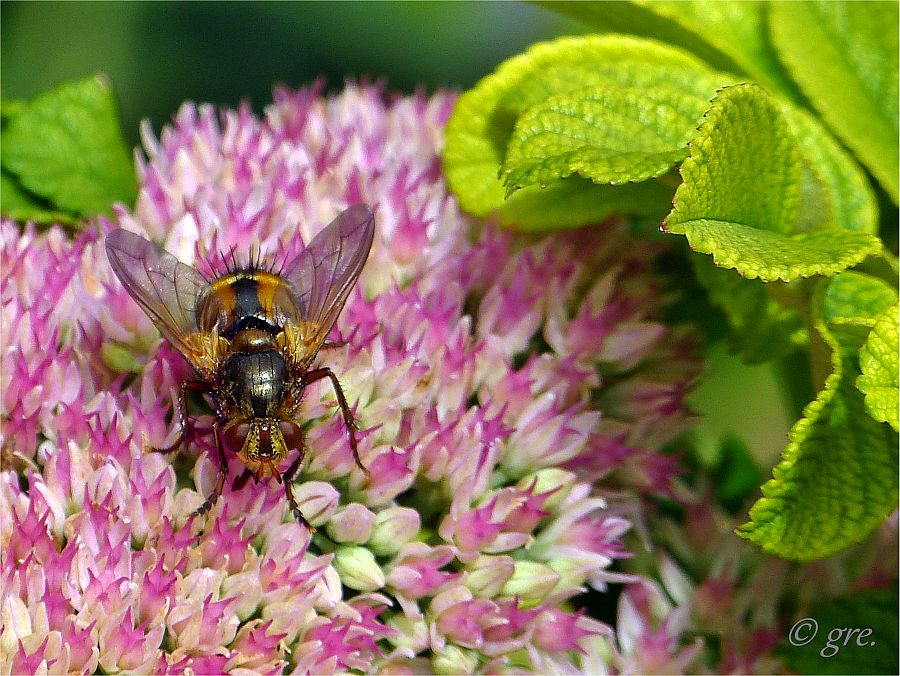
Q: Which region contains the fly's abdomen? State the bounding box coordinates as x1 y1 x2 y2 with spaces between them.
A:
222 350 288 417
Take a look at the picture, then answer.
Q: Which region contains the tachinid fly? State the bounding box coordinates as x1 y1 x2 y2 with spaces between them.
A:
105 204 375 527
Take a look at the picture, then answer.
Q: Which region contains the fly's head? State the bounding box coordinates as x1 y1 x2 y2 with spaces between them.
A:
225 418 303 479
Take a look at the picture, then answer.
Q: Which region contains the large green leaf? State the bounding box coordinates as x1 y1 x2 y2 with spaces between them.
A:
674 222 882 282
541 1 799 99
771 1 899 203
823 271 898 349
445 30 880 242
857 304 900 432
778 102 878 235
0 170 75 225
821 273 898 430
502 83 707 193
496 36 731 121
738 314 899 561
1 74 136 218
443 34 734 224
633 0 801 100
665 84 881 281
667 84 802 235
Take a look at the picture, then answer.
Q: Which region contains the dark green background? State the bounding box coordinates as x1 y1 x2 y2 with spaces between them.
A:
1 1 584 144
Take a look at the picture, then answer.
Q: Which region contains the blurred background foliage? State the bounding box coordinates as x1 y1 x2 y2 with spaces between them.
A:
2 0 801 483
1 1 585 146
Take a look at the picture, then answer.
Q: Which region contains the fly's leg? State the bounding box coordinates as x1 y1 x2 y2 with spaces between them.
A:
320 339 349 350
192 421 228 517
232 468 254 491
283 449 311 529
153 380 210 454
305 367 365 473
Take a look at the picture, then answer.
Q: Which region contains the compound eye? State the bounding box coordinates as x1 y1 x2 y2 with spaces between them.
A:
280 421 303 450
224 423 251 454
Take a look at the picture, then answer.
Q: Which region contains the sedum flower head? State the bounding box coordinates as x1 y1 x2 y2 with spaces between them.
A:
2 84 699 673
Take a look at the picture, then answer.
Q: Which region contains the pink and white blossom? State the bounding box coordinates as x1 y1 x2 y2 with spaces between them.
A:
2 84 703 673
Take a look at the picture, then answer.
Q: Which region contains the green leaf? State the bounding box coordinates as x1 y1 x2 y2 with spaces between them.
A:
1 99 27 121
1 74 136 218
502 84 708 193
633 0 802 100
692 255 807 363
857 305 900 432
443 73 515 218
496 36 732 123
771 1 899 203
443 34 734 224
824 272 896 325
538 2 746 74
667 84 802 234
778 587 899 675
0 171 76 226
665 84 881 281
738 317 899 561
674 81 879 361
779 102 879 235
675 222 883 282
540 1 800 99
497 177 674 232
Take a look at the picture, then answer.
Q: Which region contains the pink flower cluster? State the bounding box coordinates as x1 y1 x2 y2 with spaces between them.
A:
2 85 700 673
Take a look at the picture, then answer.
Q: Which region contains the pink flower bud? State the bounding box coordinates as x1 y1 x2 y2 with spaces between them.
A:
326 503 377 543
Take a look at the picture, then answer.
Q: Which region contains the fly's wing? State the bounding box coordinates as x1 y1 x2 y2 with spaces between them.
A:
106 229 211 369
282 204 375 348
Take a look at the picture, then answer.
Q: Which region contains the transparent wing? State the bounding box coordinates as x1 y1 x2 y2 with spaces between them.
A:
106 228 211 366
282 203 375 342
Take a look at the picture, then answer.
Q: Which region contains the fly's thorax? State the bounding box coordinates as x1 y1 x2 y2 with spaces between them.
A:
197 271 300 336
